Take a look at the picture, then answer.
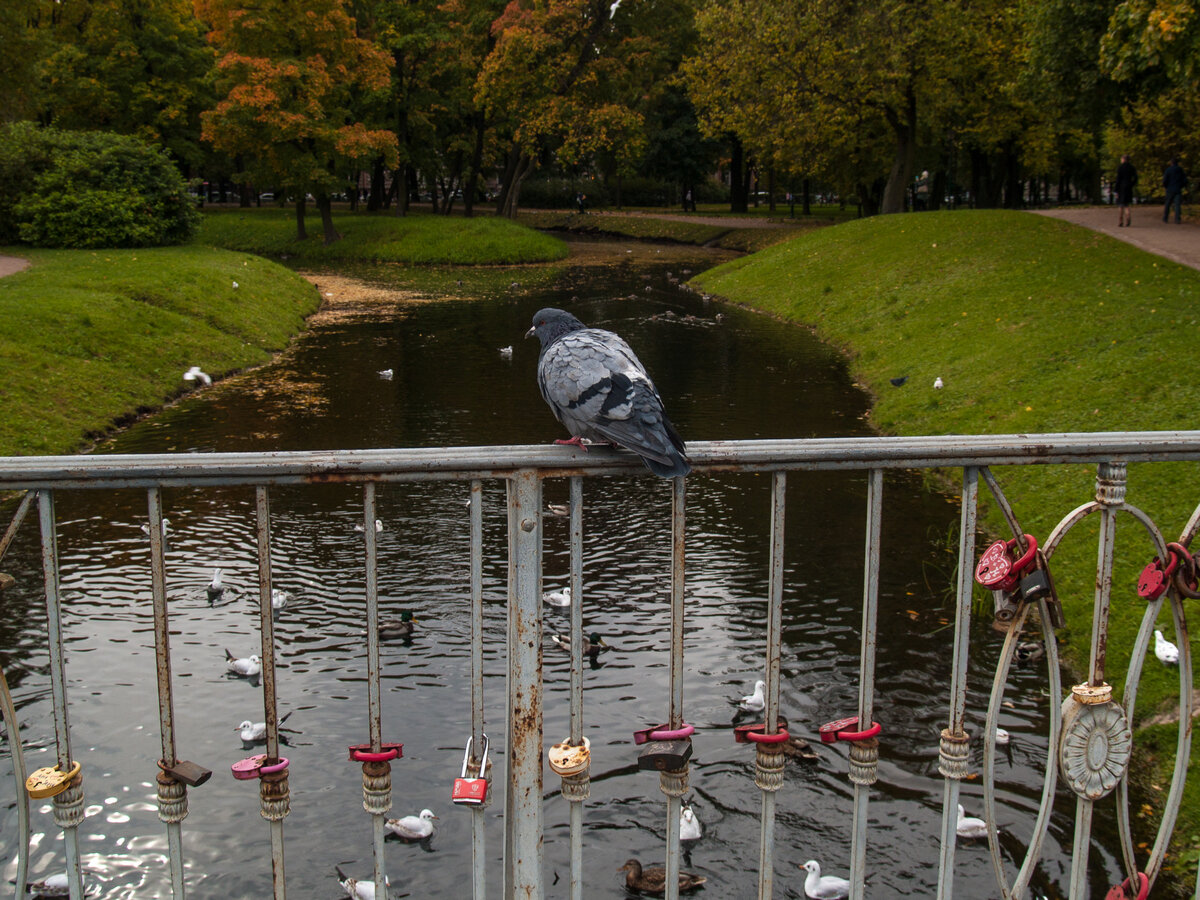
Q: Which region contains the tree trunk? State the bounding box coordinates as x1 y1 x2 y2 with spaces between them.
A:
880 88 917 215
767 167 776 212
499 154 534 218
463 114 486 218
802 177 811 216
729 135 748 213
929 170 946 211
368 156 385 211
316 193 341 245
295 197 308 241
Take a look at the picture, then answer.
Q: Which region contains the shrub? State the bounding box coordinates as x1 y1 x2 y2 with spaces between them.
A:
0 124 199 248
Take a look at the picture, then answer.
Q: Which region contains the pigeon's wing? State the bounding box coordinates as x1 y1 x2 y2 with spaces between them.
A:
538 328 687 474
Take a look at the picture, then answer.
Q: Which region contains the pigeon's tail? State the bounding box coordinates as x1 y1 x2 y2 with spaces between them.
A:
641 449 691 479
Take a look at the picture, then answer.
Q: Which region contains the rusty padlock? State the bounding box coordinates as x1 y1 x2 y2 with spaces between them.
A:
975 534 1037 593
26 760 81 799
452 734 489 806
634 723 693 772
1019 549 1064 629
548 736 590 776
160 759 212 787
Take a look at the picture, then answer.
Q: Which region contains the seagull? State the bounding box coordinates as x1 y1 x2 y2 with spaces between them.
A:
526 308 691 479
680 804 702 841
385 808 437 840
232 281 239 289
235 711 292 743
26 873 69 897
609 0 621 17
183 366 212 386
1155 629 1180 664
140 518 171 548
207 568 224 603
739 679 766 712
378 368 393 379
956 804 990 840
550 631 609 657
271 588 290 611
801 860 850 899
225 650 261 677
336 864 388 900
889 376 909 386
933 376 944 389
378 610 416 638
543 586 572 607
994 727 1010 745
354 519 384 533
499 345 514 359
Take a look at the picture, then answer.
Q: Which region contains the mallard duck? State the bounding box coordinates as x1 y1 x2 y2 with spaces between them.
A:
379 610 416 638
550 632 609 656
225 650 261 677
385 807 437 840
782 735 819 761
618 858 706 894
738 680 766 712
1014 640 1044 663
801 860 849 899
956 804 990 840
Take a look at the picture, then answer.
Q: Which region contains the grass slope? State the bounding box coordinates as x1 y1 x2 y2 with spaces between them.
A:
0 245 319 456
691 209 1200 885
199 207 568 265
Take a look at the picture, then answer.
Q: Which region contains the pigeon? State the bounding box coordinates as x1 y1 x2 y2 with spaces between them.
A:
618 859 706 894
956 803 990 840
207 568 224 603
933 376 944 389
543 586 572 607
226 650 261 677
801 860 850 899
526 308 691 478
336 865 388 900
183 366 212 387
739 679 766 712
889 376 909 387
385 808 437 840
1155 629 1180 664
26 873 69 897
680 804 702 841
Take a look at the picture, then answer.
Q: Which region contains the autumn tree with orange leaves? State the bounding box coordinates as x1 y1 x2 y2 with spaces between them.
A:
196 0 397 242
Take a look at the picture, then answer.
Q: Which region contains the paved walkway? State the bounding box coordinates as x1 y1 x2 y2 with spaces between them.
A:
0 256 30 278
1033 205 1199 271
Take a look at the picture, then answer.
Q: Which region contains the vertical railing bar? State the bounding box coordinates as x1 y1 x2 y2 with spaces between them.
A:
469 479 486 900
663 476 687 900
362 483 388 900
37 490 83 900
568 476 584 900
936 467 978 900
757 471 786 900
254 485 287 900
849 469 882 900
504 469 543 900
147 487 187 898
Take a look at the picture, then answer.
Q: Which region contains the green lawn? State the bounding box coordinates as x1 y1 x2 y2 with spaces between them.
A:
199 206 568 265
0 245 319 456
691 208 1200 888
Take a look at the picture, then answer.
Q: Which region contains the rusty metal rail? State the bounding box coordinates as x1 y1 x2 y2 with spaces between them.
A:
0 431 1197 900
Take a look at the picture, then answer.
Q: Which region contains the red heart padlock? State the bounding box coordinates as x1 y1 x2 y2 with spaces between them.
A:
975 535 1037 592
1137 555 1177 600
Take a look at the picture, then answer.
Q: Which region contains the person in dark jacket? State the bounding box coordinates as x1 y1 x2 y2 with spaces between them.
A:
1162 158 1188 224
1114 155 1137 226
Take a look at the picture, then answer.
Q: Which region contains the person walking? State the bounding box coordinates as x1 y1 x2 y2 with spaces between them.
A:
1162 158 1187 224
1114 154 1137 226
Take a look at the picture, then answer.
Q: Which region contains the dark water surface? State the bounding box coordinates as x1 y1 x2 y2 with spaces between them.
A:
0 239 1120 897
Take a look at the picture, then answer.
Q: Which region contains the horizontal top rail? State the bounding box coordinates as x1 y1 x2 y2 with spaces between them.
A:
3 431 1200 489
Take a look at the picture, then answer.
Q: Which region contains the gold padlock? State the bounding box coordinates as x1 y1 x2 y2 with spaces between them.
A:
548 736 590 776
27 760 81 799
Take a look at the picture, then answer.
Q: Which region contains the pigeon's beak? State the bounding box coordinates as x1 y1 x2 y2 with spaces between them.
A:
525 325 536 339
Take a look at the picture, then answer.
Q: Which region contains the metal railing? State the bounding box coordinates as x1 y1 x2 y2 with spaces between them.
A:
0 431 1197 900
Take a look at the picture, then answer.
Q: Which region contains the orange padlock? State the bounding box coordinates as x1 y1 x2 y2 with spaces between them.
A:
452 735 489 806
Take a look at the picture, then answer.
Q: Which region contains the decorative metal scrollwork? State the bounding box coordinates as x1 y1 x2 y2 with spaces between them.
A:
1059 684 1132 800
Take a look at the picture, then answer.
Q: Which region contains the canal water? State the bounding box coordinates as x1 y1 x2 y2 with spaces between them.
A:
0 237 1121 897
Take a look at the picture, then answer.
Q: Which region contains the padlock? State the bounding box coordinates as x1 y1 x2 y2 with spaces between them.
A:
975 534 1037 593
637 739 692 771
452 734 489 806
160 759 212 787
548 736 590 776
1137 553 1177 601
26 760 81 799
1020 549 1064 628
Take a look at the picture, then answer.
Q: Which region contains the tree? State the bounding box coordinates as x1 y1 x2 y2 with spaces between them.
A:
197 0 398 243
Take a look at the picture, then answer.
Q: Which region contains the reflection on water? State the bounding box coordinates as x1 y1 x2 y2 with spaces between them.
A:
0 239 1119 897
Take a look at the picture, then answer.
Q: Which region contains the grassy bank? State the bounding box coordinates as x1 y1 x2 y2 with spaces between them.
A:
0 245 319 456
691 209 1200 886
200 207 568 264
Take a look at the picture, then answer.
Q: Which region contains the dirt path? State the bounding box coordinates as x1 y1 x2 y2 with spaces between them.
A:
595 209 795 228
0 256 30 277
1032 205 1200 271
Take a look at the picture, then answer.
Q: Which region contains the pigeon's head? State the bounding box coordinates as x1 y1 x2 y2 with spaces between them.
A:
526 308 585 348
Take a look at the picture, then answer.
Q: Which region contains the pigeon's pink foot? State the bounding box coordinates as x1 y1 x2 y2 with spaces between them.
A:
555 436 590 451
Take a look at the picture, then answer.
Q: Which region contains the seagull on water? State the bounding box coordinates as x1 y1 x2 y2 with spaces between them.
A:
378 368 393 380
956 804 990 840
336 865 388 900
680 804 702 841
271 588 290 611
1155 629 1180 664
543 586 572 607
183 366 212 387
739 679 766 712
801 860 850 899
354 519 384 534
499 345 514 359
226 650 261 677
140 518 171 548
26 873 69 897
994 727 1010 745
236 710 292 743
207 568 224 603
385 808 437 840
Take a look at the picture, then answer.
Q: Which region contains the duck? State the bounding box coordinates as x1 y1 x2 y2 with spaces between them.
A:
738 679 766 712
956 803 990 840
801 859 849 899
271 588 290 611
618 858 706 894
1014 640 1045 663
543 586 572 607
225 650 261 677
782 734 820 761
680 805 702 841
335 865 388 900
1155 629 1180 664
546 503 569 517
385 807 437 840
379 610 416 638
207 568 225 603
550 632 609 657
